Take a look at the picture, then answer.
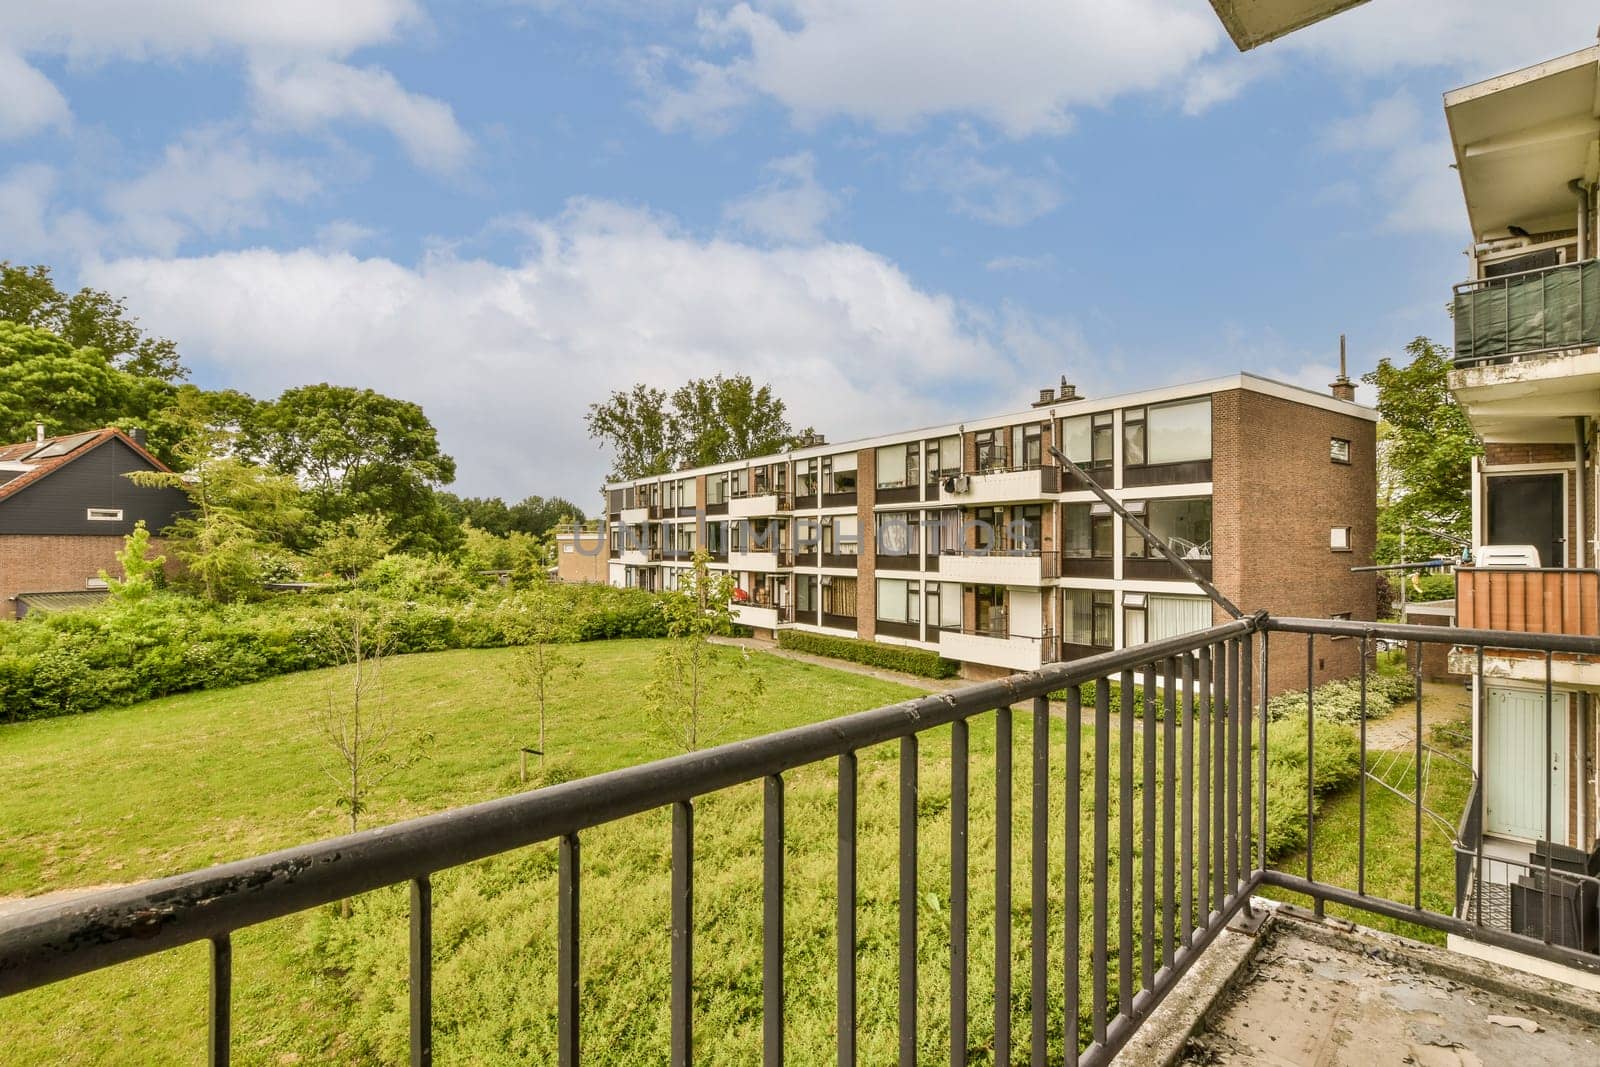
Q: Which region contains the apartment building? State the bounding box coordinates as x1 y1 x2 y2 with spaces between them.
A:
1441 44 1600 949
602 373 1375 691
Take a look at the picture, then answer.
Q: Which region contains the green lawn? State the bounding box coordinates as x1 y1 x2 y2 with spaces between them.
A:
0 640 1369 1065
1264 716 1475 943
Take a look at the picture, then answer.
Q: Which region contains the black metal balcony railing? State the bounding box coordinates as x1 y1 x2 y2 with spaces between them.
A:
4 617 1600 1065
1453 259 1600 366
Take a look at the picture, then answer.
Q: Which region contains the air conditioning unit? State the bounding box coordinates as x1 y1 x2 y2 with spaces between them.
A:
953 475 972 493
1474 544 1541 568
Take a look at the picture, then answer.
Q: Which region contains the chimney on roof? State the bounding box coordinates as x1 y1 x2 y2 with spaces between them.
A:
1032 387 1055 408
1330 335 1357 402
129 427 148 448
35 424 44 445
1057 374 1080 402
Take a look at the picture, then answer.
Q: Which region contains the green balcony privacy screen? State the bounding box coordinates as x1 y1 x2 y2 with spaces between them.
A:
1454 260 1600 363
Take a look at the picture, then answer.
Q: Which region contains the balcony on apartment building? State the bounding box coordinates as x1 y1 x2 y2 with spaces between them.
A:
1451 565 1600 681
943 462 1062 507
1453 260 1600 368
937 545 1059 585
938 624 1056 672
728 487 793 519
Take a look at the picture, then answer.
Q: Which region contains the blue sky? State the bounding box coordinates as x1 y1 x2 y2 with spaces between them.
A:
3 2 1597 507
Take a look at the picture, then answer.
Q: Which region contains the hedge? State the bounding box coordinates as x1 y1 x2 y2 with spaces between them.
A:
0 582 672 724
776 630 960 679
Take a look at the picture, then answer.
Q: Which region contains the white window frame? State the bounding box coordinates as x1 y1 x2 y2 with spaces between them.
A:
86 508 124 521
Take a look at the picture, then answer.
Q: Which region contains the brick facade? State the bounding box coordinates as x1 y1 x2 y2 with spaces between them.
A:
1213 389 1377 694
0 534 170 619
555 530 609 583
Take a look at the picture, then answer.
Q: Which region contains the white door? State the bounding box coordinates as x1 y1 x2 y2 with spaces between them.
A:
1484 686 1567 842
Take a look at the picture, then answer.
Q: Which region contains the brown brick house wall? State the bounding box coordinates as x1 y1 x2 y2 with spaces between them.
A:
555 529 609 583
0 534 171 619
1212 389 1377 694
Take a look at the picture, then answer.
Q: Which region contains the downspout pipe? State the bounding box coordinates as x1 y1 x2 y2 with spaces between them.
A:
1571 179 1589 259
1577 417 1589 569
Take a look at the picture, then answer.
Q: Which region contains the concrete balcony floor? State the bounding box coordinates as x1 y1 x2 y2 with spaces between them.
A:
1127 904 1600 1066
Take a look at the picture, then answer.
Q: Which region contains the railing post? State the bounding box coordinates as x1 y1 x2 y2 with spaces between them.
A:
672 800 694 1067
1141 664 1157 989
209 934 231 1067
764 775 785 1066
1118 670 1134 1019
838 752 857 1067
1180 656 1195 947
951 720 969 1067
1031 697 1048 1066
1064 687 1081 1067
900 735 919 1066
410 876 432 1067
1358 635 1368 897
1306 635 1320 918
1161 658 1177 964
559 835 580 1067
994 704 1014 1064
1092 679 1110 1045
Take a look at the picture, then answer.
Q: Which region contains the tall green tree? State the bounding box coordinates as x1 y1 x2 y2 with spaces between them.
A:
585 382 676 480
1363 337 1482 563
0 262 187 381
242 384 459 552
586 374 811 480
127 399 306 601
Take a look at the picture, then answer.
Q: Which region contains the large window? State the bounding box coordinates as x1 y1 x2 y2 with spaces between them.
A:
824 515 859 555
876 512 916 556
1062 413 1113 470
797 574 817 612
1144 398 1211 465
822 576 858 616
931 581 962 630
1063 589 1114 648
974 585 1006 635
935 436 961 479
825 453 858 494
1009 423 1042 468
1125 497 1212 559
926 509 958 555
797 459 819 495
1009 505 1043 552
1064 503 1113 559
795 517 819 553
876 444 920 488
707 474 729 504
876 579 922 623
974 429 1005 471
704 520 728 555
1147 595 1212 642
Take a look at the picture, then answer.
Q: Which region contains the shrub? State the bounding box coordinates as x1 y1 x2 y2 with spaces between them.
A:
1261 718 1362 858
1267 673 1401 726
0 581 676 724
776 630 959 679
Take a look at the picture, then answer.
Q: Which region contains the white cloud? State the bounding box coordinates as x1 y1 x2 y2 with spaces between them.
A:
645 0 1221 137
1271 1 1600 81
0 164 104 261
104 129 321 254
315 219 381 253
722 151 839 243
84 199 1072 501
0 49 70 140
1180 55 1275 116
249 57 472 173
0 2 421 61
1321 92 1462 235
907 131 1061 227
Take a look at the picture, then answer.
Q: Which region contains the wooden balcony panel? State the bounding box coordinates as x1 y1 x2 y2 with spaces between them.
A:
1456 568 1600 636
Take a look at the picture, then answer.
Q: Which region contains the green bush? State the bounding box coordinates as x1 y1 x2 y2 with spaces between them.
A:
0 582 672 724
776 630 959 679
1261 717 1362 857
1267 669 1410 726
1407 573 1455 603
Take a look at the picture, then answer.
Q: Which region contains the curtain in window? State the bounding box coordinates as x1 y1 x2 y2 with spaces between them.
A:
877 446 908 487
1147 595 1212 641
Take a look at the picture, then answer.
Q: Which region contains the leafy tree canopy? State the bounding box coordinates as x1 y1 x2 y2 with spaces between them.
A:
1363 337 1481 564
0 261 187 381
586 374 812 480
440 493 589 538
241 384 459 553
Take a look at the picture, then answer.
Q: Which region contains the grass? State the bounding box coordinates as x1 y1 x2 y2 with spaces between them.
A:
0 639 1398 1065
1264 714 1475 943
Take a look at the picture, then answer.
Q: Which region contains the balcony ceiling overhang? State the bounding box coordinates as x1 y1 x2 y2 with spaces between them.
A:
1207 0 1370 51
1450 351 1600 441
1445 46 1600 242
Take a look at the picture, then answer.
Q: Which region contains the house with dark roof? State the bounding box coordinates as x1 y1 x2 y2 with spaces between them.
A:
0 426 190 619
